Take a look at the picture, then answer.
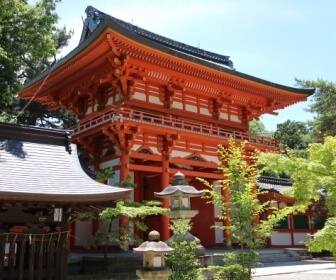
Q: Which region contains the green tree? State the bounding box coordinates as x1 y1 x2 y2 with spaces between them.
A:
248 119 273 137
80 199 168 271
0 0 76 128
198 139 292 279
260 136 336 259
1 0 58 106
296 78 336 141
273 120 312 158
82 200 168 249
166 219 203 280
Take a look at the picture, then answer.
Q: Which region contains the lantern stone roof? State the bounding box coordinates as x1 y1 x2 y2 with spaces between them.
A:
154 172 203 198
0 122 130 210
133 230 174 254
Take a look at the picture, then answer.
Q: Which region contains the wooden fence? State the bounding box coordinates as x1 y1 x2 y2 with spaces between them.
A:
0 232 68 280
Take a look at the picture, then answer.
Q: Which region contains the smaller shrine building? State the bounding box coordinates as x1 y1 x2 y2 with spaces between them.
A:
0 122 130 280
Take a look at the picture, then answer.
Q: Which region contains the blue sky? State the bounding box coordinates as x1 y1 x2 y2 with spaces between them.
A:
53 0 336 131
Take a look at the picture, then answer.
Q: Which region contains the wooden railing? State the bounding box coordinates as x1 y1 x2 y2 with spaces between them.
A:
72 107 279 148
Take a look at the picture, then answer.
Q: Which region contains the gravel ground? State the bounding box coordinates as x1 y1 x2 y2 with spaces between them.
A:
254 269 336 280
253 260 336 280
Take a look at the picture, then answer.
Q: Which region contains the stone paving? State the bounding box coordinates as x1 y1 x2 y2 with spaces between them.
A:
253 260 336 280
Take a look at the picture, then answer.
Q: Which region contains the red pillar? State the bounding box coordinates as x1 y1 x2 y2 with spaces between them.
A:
120 149 130 246
161 152 170 241
120 149 130 182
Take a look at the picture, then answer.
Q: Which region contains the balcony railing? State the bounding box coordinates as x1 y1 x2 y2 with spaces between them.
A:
72 107 279 148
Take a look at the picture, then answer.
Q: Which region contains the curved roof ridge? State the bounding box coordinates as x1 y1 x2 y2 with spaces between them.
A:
81 6 234 68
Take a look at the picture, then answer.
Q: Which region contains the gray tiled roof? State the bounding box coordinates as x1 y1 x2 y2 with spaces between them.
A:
0 123 130 207
257 176 292 194
22 8 315 98
81 6 234 68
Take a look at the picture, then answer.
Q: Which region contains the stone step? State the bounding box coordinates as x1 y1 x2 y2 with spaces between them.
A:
212 249 299 265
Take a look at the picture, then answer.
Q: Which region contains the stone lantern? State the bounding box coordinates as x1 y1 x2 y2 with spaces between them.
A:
133 230 174 280
154 172 212 267
154 171 203 220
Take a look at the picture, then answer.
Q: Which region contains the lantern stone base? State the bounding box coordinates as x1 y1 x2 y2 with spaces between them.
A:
136 269 172 280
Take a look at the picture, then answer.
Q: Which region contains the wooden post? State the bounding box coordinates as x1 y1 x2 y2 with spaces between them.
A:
0 241 4 280
161 152 170 241
57 210 70 280
28 237 35 280
18 238 26 280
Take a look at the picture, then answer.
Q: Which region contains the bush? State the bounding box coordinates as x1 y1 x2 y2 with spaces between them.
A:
165 219 203 280
205 263 250 280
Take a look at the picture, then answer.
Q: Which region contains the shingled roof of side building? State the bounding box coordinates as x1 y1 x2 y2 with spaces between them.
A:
257 175 293 194
0 122 130 211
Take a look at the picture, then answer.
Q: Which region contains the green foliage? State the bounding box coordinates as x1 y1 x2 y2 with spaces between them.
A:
80 200 168 251
197 138 293 278
0 0 59 105
166 220 203 280
0 112 16 123
15 100 77 128
100 201 167 221
248 119 273 137
96 171 136 188
260 136 336 257
0 0 75 128
306 217 336 257
296 78 336 141
274 120 312 152
115 175 137 188
205 252 250 280
96 168 115 180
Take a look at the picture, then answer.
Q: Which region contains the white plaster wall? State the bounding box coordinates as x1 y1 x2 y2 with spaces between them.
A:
100 159 120 169
219 112 228 120
115 93 123 101
132 144 141 151
171 151 191 158
294 233 311 246
150 146 159 154
106 96 114 105
213 183 222 217
133 92 146 101
149 95 162 104
75 220 93 246
172 101 183 109
86 106 92 115
186 104 197 113
200 154 218 163
98 219 120 246
230 115 240 122
215 222 223 243
271 233 292 246
200 108 211 116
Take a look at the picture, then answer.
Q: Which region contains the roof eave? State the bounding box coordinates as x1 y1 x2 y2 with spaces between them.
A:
22 15 315 97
